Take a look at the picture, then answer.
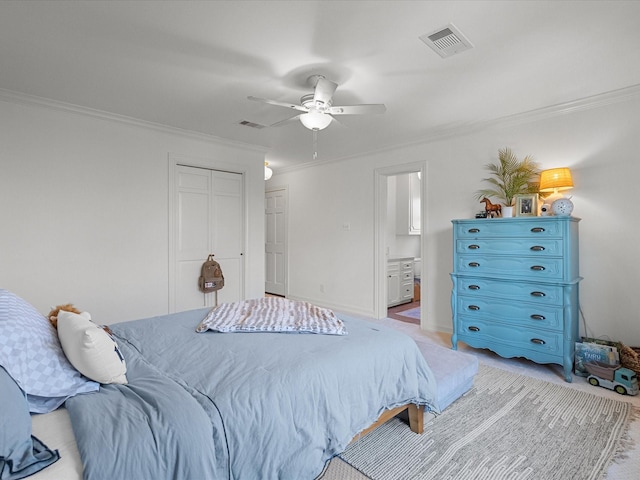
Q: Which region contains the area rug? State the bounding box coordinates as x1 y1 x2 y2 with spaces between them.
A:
395 306 420 320
339 364 637 480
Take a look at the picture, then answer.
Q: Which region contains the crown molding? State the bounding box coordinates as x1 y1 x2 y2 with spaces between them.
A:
3 82 639 175
275 83 640 175
0 87 266 154
385 82 640 152
465 82 640 130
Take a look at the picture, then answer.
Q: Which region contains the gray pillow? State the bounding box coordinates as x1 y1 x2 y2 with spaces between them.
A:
0 366 60 479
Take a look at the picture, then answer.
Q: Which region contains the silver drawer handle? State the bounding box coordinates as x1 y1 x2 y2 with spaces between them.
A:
530 338 546 345
531 227 546 233
468 326 480 332
468 262 480 268
468 305 480 311
530 245 545 251
530 291 546 297
468 228 480 233
530 265 545 271
468 244 480 250
530 314 546 320
468 285 480 290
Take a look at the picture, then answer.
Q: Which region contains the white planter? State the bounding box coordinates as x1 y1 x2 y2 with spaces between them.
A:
502 205 514 218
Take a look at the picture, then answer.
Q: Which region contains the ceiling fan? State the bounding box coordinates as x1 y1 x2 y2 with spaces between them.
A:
248 75 386 131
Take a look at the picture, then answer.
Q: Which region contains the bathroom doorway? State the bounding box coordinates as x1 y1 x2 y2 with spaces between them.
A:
385 172 421 324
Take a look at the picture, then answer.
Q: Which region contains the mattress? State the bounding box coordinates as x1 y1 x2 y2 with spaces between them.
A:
31 408 82 480
414 337 479 411
366 317 479 411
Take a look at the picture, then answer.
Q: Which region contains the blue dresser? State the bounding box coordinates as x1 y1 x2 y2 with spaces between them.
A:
450 216 581 382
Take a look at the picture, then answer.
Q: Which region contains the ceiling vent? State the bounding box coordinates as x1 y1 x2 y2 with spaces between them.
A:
419 23 474 58
239 120 266 129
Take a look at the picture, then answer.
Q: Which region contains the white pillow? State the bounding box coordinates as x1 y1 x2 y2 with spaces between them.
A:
57 310 128 385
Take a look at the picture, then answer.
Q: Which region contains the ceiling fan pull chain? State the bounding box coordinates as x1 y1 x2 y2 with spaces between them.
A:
313 129 318 160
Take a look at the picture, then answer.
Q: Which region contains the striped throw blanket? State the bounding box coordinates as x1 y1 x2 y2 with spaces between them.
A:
195 297 347 335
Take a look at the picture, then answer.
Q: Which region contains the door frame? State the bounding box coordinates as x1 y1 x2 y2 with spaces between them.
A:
168 153 248 313
265 185 289 297
374 161 427 323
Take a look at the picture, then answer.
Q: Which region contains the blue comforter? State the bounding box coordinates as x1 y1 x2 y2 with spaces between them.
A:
66 309 437 479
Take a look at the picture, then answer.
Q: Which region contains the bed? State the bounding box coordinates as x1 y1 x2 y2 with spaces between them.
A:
1 292 439 480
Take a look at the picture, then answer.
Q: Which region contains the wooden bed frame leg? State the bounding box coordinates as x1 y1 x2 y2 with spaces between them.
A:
408 404 424 434
350 403 425 443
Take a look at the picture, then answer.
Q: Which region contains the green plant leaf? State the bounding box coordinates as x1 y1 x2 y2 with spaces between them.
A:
474 148 540 206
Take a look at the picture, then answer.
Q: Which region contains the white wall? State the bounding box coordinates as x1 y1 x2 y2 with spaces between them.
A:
270 90 640 346
0 97 266 323
4 88 639 346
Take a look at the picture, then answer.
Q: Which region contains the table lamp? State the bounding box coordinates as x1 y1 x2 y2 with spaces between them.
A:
539 167 573 204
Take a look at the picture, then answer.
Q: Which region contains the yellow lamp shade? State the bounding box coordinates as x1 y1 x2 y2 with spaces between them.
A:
539 168 573 192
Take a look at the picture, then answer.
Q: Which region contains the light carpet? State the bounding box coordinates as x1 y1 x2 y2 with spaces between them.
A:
395 307 421 320
337 364 637 480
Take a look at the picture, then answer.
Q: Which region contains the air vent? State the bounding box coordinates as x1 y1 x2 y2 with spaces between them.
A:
419 23 474 58
239 120 266 129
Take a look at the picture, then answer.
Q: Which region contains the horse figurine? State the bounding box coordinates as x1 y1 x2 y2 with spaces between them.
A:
480 197 502 217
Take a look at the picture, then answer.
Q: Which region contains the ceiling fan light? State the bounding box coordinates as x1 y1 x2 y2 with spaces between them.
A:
299 110 332 131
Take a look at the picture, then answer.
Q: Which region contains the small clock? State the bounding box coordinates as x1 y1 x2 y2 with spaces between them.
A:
551 197 574 216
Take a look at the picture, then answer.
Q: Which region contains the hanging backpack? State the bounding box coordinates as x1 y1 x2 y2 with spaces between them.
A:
198 254 225 293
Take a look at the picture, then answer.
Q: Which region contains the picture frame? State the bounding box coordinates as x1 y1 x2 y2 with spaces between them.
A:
515 194 538 217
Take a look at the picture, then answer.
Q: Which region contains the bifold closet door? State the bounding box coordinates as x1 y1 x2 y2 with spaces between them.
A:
174 165 244 312
265 188 287 296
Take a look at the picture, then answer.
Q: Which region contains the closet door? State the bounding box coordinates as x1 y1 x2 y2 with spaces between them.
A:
210 171 244 304
174 165 244 312
265 187 287 296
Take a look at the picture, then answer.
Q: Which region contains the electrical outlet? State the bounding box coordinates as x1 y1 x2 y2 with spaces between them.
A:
320 284 325 293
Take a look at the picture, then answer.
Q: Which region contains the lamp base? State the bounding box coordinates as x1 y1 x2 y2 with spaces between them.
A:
542 191 565 204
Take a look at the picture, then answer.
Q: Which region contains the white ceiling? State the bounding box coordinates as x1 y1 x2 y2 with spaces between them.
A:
2 1 640 171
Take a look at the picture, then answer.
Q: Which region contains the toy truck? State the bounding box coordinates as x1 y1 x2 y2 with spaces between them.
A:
585 361 639 396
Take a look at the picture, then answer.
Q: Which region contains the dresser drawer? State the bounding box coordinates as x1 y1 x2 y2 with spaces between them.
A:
457 317 563 358
454 219 564 239
455 277 564 305
456 254 564 280
456 238 563 256
457 296 562 331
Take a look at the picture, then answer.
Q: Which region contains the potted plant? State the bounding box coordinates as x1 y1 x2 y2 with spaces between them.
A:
475 147 540 217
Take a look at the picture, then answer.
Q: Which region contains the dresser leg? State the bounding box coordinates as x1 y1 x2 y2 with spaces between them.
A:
564 366 573 383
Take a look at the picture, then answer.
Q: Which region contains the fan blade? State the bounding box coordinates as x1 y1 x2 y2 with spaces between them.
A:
247 96 308 113
327 114 346 128
269 114 301 127
313 78 338 106
327 104 387 115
